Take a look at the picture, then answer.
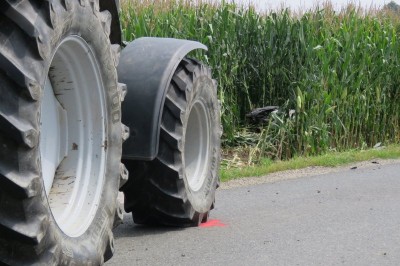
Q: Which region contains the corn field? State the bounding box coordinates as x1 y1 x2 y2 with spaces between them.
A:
120 0 400 161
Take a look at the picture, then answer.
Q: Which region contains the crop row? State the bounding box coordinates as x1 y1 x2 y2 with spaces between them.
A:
121 0 400 160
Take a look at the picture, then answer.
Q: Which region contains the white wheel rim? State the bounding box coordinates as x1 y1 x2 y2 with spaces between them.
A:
40 36 107 237
184 100 211 192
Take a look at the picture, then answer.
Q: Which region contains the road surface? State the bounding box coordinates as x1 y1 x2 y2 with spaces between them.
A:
109 161 400 266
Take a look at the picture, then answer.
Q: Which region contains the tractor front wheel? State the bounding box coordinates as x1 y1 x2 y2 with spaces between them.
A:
122 58 221 226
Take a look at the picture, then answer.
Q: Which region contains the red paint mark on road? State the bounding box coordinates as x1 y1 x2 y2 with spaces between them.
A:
200 219 226 228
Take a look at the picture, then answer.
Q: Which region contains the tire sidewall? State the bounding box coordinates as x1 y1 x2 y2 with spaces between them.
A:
182 75 221 213
38 3 121 264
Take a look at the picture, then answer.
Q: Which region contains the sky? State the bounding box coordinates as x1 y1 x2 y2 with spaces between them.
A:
217 0 400 12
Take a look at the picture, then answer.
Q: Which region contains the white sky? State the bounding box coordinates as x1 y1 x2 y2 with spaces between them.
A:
219 0 400 12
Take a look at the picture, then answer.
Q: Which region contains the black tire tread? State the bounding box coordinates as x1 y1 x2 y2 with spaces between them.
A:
122 58 218 227
0 0 125 264
0 171 40 199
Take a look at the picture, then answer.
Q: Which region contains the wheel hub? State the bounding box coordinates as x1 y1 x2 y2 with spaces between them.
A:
39 36 107 237
184 100 211 192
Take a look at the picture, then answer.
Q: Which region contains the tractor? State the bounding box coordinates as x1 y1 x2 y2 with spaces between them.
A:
0 0 221 264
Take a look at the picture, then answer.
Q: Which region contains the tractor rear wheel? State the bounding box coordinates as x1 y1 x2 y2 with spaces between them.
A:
122 58 221 226
0 1 127 264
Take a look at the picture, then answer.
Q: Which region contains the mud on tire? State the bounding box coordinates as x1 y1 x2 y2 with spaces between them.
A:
0 1 127 264
122 58 221 226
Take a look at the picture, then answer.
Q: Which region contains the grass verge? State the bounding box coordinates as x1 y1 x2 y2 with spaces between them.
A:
220 144 400 182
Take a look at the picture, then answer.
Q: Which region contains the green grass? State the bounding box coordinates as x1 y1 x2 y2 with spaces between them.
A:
220 144 400 181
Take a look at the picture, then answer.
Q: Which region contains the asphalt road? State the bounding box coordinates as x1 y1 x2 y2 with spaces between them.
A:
109 162 400 266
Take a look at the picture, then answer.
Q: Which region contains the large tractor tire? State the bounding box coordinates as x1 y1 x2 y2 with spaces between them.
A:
0 1 127 264
122 58 221 226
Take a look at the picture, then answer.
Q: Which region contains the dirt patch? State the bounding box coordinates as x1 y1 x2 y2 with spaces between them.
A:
221 159 400 190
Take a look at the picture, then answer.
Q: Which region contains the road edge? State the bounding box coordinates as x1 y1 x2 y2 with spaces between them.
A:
221 158 400 189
